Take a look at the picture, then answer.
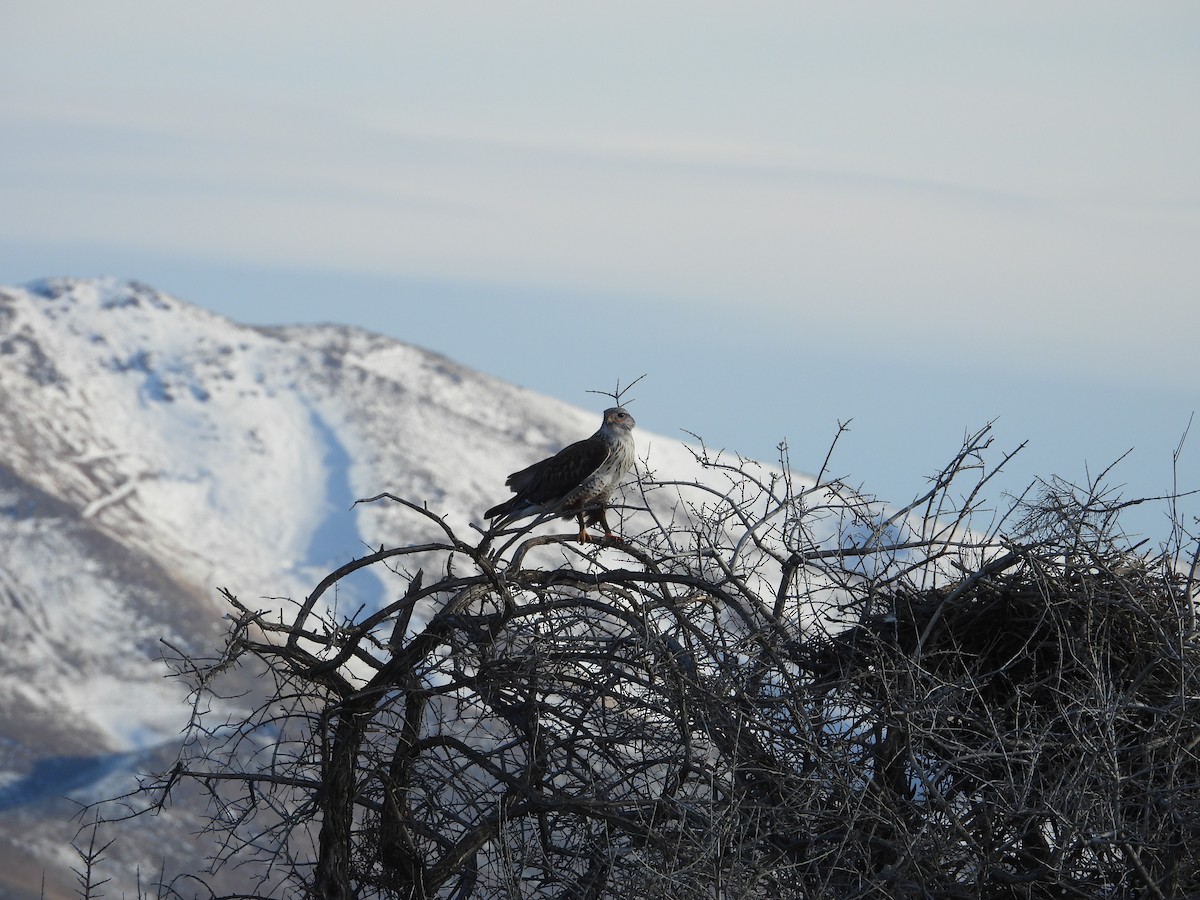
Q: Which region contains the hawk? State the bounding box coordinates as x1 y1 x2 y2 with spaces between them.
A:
485 407 636 542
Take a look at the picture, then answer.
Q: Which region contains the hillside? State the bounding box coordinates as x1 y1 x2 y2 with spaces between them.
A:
0 276 718 898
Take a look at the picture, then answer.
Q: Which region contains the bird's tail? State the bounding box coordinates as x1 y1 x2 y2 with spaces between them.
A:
484 497 520 521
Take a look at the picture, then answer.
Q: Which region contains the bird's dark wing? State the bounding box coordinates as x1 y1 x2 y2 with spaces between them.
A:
506 436 609 505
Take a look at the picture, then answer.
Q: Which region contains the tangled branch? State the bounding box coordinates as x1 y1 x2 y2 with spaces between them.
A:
88 426 1200 899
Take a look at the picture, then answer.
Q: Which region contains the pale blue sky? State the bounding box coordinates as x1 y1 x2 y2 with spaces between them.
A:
1 2 1197 541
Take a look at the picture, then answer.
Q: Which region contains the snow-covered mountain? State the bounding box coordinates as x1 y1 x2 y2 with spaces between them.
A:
0 276 717 898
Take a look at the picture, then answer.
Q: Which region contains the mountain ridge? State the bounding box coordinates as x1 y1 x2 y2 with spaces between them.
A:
0 275 721 898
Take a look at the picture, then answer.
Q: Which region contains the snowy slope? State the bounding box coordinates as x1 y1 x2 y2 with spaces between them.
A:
0 279 671 609
0 277 713 753
0 276 835 897
0 277 722 896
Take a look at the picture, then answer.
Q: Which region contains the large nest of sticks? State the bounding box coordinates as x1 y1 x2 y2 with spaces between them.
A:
798 525 1200 897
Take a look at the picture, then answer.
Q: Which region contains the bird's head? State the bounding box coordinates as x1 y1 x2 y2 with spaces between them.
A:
603 407 636 432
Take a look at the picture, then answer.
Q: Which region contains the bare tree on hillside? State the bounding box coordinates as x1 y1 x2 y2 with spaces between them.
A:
89 425 1200 899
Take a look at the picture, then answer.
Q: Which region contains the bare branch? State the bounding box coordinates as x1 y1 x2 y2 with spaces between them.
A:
85 425 1200 898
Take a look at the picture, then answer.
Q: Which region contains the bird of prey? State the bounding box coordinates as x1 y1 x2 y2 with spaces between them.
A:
485 407 636 542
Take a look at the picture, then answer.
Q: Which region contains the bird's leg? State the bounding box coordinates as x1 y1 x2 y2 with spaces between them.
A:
596 509 622 543
576 512 591 543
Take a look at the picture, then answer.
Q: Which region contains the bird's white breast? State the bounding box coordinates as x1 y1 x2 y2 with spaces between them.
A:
566 432 634 508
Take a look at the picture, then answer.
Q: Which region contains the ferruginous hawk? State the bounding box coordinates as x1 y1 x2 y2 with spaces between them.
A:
484 407 636 542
